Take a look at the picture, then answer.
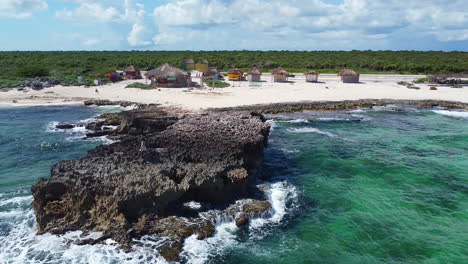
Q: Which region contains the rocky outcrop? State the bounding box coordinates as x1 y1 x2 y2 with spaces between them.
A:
24 78 60 90
211 99 468 113
32 110 270 261
83 99 137 107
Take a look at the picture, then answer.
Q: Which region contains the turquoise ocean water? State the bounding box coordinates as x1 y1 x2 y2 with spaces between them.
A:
0 105 467 263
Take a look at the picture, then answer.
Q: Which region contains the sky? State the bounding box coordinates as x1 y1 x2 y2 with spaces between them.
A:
0 0 467 51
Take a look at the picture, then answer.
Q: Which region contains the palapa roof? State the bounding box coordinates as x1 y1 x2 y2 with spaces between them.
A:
338 69 359 76
205 67 219 75
228 68 243 75
201 60 209 64
304 70 319 75
125 65 139 73
247 67 262 75
184 59 195 64
145 63 189 79
272 67 288 75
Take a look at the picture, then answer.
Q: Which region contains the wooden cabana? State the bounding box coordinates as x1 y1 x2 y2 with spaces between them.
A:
145 63 191 88
228 68 244 81
204 67 221 80
304 70 319 82
247 67 262 82
338 69 359 83
272 67 288 82
124 65 142 80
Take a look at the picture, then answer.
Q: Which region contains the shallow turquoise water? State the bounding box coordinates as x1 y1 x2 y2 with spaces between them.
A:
0 106 467 263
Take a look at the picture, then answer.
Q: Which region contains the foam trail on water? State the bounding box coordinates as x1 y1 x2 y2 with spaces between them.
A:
288 127 337 138
432 110 468 119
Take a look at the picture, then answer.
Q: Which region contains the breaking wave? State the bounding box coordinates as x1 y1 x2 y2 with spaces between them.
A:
0 181 298 264
432 110 468 119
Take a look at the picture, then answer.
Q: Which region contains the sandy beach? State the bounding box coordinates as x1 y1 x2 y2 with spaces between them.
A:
1 74 466 109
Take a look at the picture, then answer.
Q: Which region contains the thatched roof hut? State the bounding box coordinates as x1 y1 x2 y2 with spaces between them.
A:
195 60 209 72
124 65 141 79
247 67 262 82
204 67 221 80
304 70 319 82
145 63 190 88
228 68 244 81
272 67 288 82
125 65 138 73
182 59 195 70
338 69 359 83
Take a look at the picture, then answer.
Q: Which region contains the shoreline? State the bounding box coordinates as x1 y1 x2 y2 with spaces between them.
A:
0 74 467 110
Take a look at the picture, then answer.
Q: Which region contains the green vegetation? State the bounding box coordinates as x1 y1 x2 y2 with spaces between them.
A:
14 66 49 78
207 80 230 88
126 82 154 89
0 50 467 88
430 86 438 90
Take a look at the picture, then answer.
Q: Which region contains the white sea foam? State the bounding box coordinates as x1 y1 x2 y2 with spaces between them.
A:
183 181 298 263
0 196 32 207
0 180 298 264
282 119 309 123
288 127 337 137
432 110 468 119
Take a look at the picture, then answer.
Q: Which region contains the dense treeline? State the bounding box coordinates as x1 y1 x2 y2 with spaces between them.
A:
0 51 467 87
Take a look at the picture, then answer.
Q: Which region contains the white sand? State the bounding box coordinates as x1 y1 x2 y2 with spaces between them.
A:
1 74 466 110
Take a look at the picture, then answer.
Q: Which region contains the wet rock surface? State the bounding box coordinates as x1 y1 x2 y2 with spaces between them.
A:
32 107 271 261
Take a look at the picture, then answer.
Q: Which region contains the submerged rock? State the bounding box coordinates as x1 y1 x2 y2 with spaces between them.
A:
55 122 75 129
32 110 270 260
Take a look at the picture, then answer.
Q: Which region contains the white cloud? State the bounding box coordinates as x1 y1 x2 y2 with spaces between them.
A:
55 0 153 47
83 38 101 46
150 0 468 49
56 3 122 23
0 0 47 18
128 23 151 46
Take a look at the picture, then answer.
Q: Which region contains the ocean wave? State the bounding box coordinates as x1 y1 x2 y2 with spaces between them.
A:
0 196 32 207
288 127 337 138
183 181 298 263
0 180 298 264
432 110 468 119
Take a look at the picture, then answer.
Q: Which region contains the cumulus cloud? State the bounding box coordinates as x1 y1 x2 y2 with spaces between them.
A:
56 0 153 47
151 0 468 50
0 0 47 18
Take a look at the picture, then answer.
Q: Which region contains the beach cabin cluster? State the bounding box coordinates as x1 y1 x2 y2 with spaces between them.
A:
143 60 360 88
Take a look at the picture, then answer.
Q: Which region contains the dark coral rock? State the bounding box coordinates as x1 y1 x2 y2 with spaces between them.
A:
32 111 270 260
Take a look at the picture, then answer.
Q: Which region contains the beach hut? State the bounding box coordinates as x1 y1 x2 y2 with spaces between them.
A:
272 67 288 82
228 68 244 81
247 67 262 82
145 63 191 88
124 65 142 80
195 60 209 72
304 70 319 82
338 69 360 83
182 59 195 71
204 67 221 80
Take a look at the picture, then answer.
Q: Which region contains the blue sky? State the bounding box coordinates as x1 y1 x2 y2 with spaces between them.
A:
0 0 467 51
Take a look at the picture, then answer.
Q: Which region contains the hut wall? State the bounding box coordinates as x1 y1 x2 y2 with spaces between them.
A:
306 74 318 82
228 73 242 81
153 77 189 88
247 74 261 82
195 63 209 72
341 75 359 83
274 74 288 82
